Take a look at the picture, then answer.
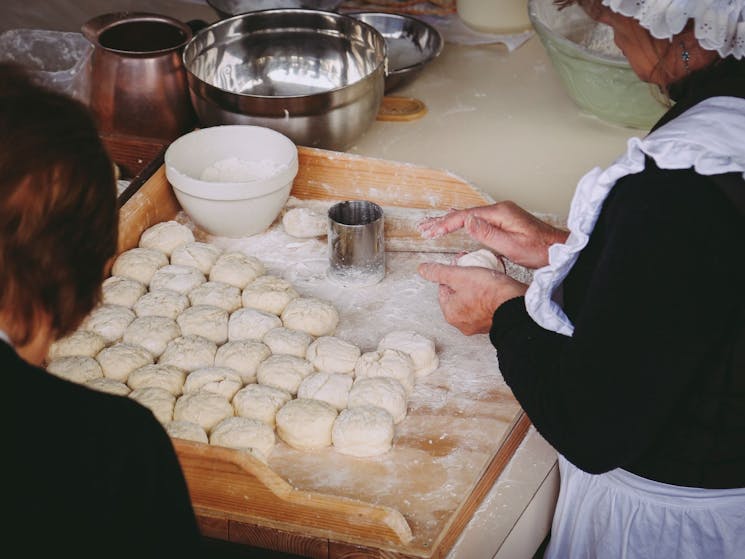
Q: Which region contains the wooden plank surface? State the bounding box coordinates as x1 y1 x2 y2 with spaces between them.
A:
117 147 528 558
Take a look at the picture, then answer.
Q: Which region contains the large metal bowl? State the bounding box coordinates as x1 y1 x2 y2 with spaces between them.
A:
183 9 387 150
348 11 443 93
206 0 343 18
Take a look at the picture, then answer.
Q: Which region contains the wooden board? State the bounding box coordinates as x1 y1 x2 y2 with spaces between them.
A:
117 146 529 558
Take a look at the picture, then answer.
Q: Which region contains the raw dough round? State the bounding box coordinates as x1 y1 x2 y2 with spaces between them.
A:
262 327 313 358
282 207 328 238
127 363 186 396
456 248 505 273
177 305 229 345
133 289 189 320
209 252 265 288
214 340 271 384
47 330 106 361
165 420 208 444
347 377 408 424
305 336 360 374
228 308 282 341
354 349 416 394
377 330 439 378
129 386 175 424
101 275 146 308
111 247 168 285
47 355 103 384
170 241 222 275
158 335 217 372
173 391 234 432
188 281 241 312
232 383 292 426
281 297 339 337
332 406 395 457
209 416 276 459
149 264 205 295
256 354 314 395
241 275 299 315
122 316 181 357
297 372 353 411
138 220 195 256
183 367 243 400
85 377 131 396
95 342 154 382
275 398 338 450
81 304 135 344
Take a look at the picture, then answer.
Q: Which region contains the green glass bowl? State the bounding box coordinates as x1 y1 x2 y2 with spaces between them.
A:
528 0 666 129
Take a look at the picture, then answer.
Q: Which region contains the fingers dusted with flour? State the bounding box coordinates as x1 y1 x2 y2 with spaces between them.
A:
417 263 527 336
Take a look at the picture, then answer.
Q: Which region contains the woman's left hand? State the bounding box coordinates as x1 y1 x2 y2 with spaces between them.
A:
418 263 527 335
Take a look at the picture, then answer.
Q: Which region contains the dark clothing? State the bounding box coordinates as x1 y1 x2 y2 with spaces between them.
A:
490 58 745 489
8 341 202 557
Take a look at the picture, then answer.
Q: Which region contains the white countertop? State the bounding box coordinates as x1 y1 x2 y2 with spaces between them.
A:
2 2 652 557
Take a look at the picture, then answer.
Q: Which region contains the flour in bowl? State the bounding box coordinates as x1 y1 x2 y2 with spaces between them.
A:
200 157 284 182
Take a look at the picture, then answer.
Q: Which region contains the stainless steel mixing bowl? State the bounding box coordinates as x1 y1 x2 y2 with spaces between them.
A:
206 0 343 18
183 9 387 150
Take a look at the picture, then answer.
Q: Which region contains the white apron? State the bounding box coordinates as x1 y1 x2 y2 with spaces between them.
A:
523 96 745 559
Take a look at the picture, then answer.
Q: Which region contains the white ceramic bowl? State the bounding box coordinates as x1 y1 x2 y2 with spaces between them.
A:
165 125 298 237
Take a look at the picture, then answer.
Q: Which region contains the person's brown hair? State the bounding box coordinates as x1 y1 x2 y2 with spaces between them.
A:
0 63 118 345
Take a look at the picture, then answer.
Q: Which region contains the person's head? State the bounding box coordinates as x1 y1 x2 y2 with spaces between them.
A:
555 0 743 88
0 63 118 350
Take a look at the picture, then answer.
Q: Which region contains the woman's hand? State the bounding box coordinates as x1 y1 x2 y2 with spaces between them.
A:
418 201 568 269
418 262 528 335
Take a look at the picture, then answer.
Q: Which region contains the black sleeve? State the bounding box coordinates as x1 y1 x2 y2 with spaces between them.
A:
490 167 742 474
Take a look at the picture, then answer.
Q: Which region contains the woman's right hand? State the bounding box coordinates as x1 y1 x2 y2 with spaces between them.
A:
418 201 569 269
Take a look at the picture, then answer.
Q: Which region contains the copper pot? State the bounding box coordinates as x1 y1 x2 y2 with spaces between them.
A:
82 12 197 144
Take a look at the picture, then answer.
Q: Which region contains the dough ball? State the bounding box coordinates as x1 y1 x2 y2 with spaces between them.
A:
282 207 327 238
139 220 195 256
188 281 241 313
354 349 416 394
348 377 408 424
81 304 135 344
256 354 314 395
85 377 131 396
377 330 439 378
165 420 208 444
158 335 217 372
456 248 506 273
209 252 265 288
170 241 222 275
47 330 106 361
210 416 276 460
297 372 353 411
241 275 299 315
275 398 338 451
174 391 234 432
133 289 190 320
183 367 243 400
177 305 229 345
262 327 313 358
306 336 360 374
232 383 292 426
111 247 169 285
95 342 154 382
281 297 339 337
101 275 146 308
122 316 180 357
214 340 271 384
149 264 205 295
129 386 175 424
47 355 103 384
332 406 395 457
228 308 282 341
127 363 186 396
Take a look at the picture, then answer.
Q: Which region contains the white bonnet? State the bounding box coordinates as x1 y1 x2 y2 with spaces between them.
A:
602 0 745 58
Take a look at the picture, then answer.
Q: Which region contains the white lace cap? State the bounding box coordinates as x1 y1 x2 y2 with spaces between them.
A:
602 0 745 58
